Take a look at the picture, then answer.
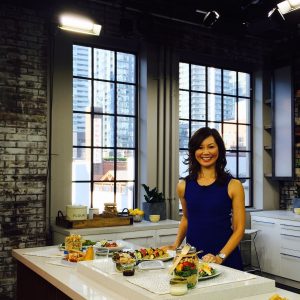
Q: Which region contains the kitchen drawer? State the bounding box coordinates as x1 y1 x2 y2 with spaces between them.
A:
280 233 300 251
280 249 300 281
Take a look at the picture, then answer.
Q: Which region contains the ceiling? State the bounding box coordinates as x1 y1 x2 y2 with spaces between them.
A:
95 0 300 40
19 0 300 40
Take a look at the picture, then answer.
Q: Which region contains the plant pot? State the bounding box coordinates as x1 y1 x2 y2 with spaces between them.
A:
142 202 166 221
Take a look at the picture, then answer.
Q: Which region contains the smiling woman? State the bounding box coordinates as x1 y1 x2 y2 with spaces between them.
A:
162 127 246 270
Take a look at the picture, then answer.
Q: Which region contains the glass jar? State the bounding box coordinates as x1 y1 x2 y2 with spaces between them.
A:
173 246 199 289
169 277 188 296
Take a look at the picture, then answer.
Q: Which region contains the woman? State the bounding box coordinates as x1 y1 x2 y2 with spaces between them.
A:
165 127 245 270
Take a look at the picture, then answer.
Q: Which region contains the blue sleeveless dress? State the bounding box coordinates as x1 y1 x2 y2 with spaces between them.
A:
184 177 243 270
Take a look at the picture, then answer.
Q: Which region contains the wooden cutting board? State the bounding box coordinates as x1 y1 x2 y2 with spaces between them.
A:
56 211 133 229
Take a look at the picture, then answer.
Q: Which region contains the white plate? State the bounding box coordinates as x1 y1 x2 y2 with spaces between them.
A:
94 243 124 252
58 244 93 251
198 269 222 281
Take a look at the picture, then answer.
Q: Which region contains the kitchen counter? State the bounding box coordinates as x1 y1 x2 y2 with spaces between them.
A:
12 243 300 300
52 219 180 236
251 210 300 222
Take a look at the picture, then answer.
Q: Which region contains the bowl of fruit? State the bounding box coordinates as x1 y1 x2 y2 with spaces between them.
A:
129 208 144 222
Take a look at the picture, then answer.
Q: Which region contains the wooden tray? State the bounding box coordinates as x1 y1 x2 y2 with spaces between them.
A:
56 211 133 229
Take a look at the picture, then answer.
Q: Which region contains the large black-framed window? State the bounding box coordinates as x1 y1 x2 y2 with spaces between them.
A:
179 62 253 207
72 45 138 211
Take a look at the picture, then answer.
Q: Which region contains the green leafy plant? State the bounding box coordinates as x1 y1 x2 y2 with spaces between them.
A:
142 184 165 203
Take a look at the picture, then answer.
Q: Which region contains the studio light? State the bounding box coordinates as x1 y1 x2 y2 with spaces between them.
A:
58 14 102 36
272 0 300 16
196 9 220 27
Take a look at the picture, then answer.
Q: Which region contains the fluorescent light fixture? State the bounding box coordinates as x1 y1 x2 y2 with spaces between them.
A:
276 0 300 14
59 14 101 36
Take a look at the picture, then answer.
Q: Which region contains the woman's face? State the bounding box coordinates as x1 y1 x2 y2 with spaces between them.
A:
195 135 219 168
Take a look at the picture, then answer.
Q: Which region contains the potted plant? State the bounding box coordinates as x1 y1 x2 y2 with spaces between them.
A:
141 184 166 221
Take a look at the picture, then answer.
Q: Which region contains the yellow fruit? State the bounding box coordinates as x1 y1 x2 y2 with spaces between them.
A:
84 246 94 261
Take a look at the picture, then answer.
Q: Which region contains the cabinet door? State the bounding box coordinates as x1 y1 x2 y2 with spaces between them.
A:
155 228 179 247
251 217 280 275
280 250 300 281
280 222 300 280
118 230 156 248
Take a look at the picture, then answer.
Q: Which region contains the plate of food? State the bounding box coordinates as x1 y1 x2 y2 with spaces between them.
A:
94 240 124 252
198 263 222 281
134 248 174 262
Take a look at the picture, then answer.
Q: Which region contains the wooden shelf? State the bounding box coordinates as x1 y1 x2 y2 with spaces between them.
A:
264 173 272 179
264 145 272 151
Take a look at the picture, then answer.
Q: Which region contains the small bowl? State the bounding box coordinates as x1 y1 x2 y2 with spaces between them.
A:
149 214 160 223
294 208 300 215
133 215 143 222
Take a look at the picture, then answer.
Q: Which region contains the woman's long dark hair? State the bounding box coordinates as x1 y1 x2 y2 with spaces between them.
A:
184 127 231 184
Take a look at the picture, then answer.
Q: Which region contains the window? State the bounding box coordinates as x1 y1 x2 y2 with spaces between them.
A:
72 45 137 212
179 63 252 207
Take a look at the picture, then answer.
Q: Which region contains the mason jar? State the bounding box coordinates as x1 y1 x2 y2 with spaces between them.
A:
173 245 199 289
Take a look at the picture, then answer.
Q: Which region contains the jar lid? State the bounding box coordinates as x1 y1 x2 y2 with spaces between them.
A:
176 245 197 254
170 278 188 285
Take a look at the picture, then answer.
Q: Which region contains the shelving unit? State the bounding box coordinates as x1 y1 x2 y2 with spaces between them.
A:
263 94 273 179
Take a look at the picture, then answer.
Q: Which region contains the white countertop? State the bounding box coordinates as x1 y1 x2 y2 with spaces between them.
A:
250 210 300 222
52 219 180 235
12 243 300 300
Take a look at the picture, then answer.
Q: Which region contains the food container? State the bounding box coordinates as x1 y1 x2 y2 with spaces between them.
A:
89 208 99 219
122 263 135 276
169 277 188 296
66 205 87 221
173 246 199 289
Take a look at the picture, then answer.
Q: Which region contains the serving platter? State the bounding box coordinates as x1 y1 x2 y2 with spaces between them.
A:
94 244 124 252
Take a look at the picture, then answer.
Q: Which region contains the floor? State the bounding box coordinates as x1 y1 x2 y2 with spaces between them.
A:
247 270 300 295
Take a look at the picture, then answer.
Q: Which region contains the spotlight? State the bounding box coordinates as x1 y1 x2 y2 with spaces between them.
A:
268 7 285 23
203 11 220 27
196 9 220 27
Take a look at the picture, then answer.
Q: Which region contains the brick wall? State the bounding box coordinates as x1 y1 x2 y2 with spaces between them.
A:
0 3 49 299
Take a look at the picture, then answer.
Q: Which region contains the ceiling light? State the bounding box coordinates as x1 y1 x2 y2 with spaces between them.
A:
58 14 101 36
196 9 220 27
276 0 300 14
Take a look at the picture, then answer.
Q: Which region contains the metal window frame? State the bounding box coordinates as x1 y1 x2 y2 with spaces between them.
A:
179 62 253 207
72 44 138 208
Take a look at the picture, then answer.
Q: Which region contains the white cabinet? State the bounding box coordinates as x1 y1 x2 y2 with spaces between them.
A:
279 221 300 281
52 221 179 248
251 213 300 282
251 216 280 275
155 228 179 247
119 230 156 247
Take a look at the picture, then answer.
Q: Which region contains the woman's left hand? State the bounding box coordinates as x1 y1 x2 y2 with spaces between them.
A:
201 253 223 264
